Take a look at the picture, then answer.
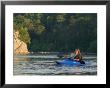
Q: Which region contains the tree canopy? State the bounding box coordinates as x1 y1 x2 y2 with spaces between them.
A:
14 13 97 53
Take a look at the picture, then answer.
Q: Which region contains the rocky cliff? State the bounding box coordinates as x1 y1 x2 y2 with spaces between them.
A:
14 31 29 54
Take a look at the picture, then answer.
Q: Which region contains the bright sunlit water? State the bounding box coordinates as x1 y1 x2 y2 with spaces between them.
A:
14 54 97 75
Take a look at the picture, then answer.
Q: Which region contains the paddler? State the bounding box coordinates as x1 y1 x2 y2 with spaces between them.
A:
70 49 82 62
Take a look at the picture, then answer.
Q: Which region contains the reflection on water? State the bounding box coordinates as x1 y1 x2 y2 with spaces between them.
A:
14 54 97 75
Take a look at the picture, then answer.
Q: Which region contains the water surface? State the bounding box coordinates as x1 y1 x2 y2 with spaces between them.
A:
14 54 97 75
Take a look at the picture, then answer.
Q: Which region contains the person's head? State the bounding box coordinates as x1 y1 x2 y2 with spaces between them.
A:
75 49 81 54
77 49 81 54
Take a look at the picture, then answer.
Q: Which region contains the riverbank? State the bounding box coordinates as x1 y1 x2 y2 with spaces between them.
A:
18 51 96 55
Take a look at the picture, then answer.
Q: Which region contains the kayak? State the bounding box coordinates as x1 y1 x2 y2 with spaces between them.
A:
56 58 85 66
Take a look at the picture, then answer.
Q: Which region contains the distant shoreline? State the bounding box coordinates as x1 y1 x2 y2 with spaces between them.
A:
15 52 97 56
14 52 97 60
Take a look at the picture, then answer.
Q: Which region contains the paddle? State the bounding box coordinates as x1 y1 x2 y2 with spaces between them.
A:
79 60 85 64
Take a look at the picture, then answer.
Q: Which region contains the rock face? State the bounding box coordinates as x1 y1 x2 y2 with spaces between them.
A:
14 31 29 54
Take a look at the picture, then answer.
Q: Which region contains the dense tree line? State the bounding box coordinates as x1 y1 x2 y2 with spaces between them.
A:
14 13 97 53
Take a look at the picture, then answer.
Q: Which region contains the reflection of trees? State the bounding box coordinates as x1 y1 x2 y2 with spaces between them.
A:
14 57 31 62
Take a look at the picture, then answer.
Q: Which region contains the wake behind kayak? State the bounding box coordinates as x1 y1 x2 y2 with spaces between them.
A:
56 59 85 66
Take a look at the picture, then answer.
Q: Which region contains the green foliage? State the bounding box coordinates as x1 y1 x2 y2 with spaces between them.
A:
56 14 65 22
33 25 45 35
87 40 97 53
14 15 31 44
14 13 97 53
19 27 30 44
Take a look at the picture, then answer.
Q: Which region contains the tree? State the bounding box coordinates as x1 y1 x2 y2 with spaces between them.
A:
14 13 97 53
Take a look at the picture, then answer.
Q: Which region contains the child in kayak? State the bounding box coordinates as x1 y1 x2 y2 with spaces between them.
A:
74 49 82 61
61 49 85 64
70 49 82 61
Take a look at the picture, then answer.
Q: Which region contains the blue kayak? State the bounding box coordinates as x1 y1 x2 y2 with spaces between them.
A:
56 59 85 66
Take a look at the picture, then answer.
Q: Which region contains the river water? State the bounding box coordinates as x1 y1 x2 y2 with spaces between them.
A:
13 54 97 75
